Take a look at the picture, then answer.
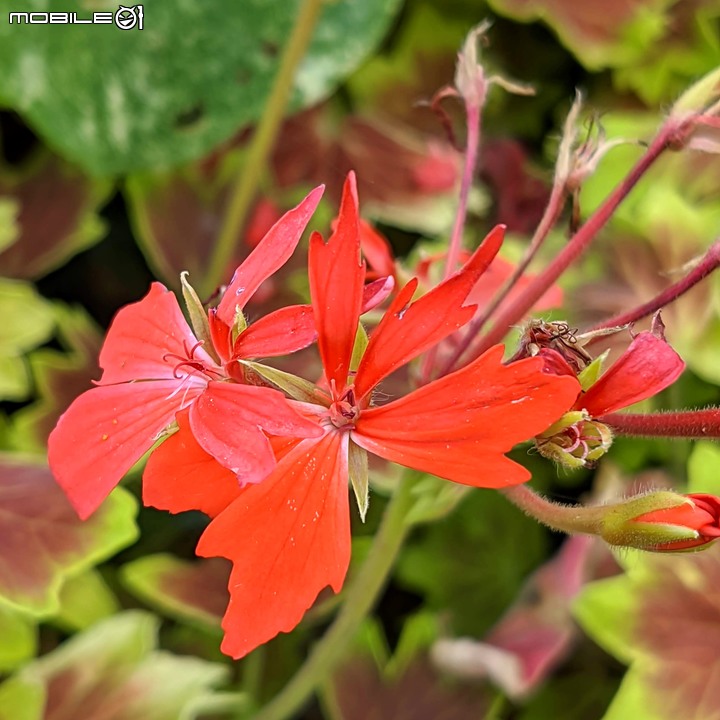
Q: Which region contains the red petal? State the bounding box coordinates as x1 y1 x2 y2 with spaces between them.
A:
208 310 233 364
359 219 396 279
579 331 685 417
143 409 243 518
216 185 324 324
48 380 197 518
354 225 505 399
361 276 395 314
354 345 580 487
196 432 351 658
189 382 322 483
233 305 316 359
309 173 364 392
99 283 216 384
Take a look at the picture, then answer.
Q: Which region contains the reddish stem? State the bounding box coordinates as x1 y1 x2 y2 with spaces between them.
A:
444 102 481 279
439 181 568 376
602 409 720 438
461 123 676 363
586 239 720 337
422 99 482 384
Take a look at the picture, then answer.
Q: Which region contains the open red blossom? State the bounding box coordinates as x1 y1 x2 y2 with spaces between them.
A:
48 188 326 520
577 329 685 417
195 173 581 659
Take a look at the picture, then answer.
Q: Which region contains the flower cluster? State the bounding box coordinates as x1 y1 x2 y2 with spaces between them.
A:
49 173 583 657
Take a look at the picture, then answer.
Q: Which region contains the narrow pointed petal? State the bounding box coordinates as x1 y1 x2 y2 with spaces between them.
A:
309 173 364 391
353 346 580 487
49 380 199 518
98 283 215 384
143 409 243 518
354 225 505 399
233 305 316 359
216 185 324 324
196 432 351 658
189 382 322 483
578 331 685 417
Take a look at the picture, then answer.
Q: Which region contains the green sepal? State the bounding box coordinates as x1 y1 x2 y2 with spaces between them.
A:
535 439 588 469
600 491 694 549
350 322 369 374
672 66 720 116
231 306 249 346
180 272 219 364
348 442 369 522
244 361 327 405
577 350 609 391
536 410 588 439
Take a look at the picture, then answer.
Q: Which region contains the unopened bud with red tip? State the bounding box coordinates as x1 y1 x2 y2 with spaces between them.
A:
601 492 720 552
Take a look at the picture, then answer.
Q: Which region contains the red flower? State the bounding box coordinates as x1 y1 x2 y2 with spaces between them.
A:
48 188 325 520
191 173 581 658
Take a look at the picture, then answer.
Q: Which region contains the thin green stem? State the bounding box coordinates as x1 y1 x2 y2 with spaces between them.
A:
203 0 325 295
500 484 605 536
253 472 419 720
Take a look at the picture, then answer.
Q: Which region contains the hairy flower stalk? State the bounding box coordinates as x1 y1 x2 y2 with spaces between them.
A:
602 409 720 438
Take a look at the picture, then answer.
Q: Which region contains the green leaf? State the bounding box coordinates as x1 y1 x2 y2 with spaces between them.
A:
0 611 229 720
120 554 230 632
404 474 471 526
55 569 119 632
0 279 54 352
0 605 36 672
0 456 138 616
572 575 639 665
0 676 44 720
0 196 19 253
0 280 55 401
687 441 720 495
396 488 548 637
0 155 112 279
575 545 720 720
486 0 670 71
0 356 30 403
9 303 102 451
0 0 403 175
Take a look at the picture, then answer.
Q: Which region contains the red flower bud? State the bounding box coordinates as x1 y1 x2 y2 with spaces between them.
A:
632 493 720 551
601 492 720 552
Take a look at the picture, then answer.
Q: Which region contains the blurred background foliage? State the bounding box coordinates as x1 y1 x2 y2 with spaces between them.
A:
0 0 720 718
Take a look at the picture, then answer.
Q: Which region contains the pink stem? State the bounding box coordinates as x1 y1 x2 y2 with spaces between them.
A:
586 239 720 337
444 102 481 279
421 99 482 384
462 124 676 362
602 409 720 438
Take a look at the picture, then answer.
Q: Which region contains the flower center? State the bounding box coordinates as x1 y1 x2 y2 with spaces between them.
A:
163 340 222 381
329 387 360 429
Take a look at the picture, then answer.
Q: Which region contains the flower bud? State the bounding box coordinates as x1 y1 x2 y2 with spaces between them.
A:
535 411 613 469
601 492 720 552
